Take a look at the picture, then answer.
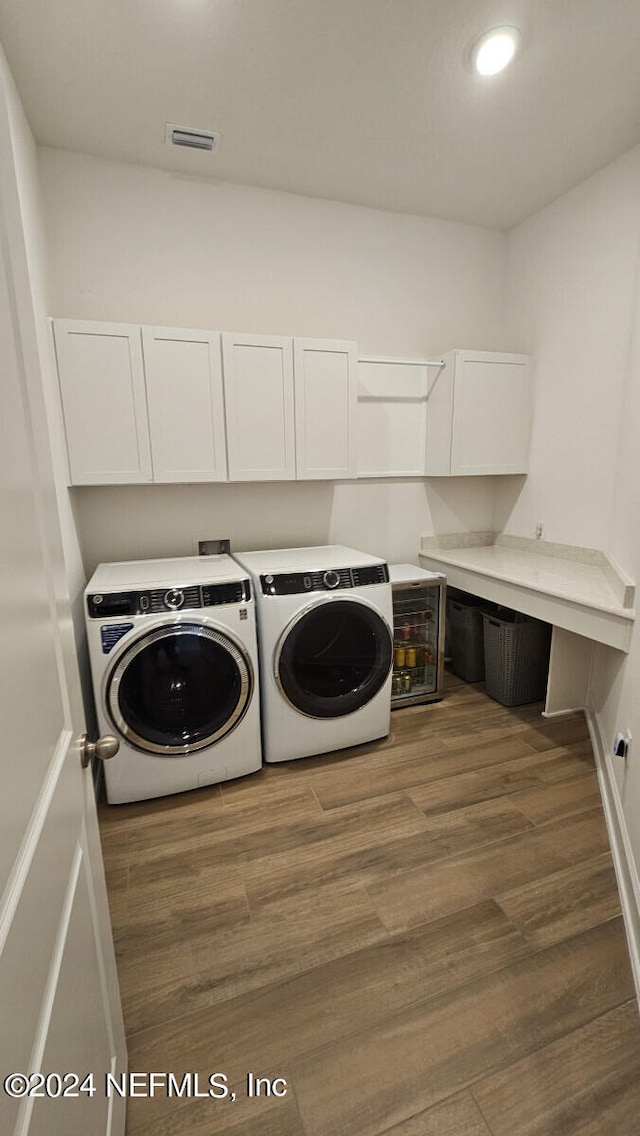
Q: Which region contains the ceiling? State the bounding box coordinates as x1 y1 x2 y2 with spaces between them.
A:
1 0 639 230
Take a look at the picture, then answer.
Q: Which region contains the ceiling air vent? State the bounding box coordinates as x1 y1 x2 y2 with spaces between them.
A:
165 123 220 152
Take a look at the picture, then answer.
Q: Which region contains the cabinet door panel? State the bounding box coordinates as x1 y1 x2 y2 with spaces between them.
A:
294 339 357 479
451 355 530 475
142 327 227 482
222 333 295 481
53 320 151 485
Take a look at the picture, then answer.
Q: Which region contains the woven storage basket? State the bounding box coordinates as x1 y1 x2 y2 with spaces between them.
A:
448 596 486 682
482 611 551 706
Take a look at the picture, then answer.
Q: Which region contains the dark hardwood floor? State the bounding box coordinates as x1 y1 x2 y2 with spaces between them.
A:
98 673 640 1136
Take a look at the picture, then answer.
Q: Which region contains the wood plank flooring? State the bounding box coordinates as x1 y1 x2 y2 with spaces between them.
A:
98 673 640 1136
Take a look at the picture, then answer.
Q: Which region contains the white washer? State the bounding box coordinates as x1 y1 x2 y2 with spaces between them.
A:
85 555 262 803
233 545 393 763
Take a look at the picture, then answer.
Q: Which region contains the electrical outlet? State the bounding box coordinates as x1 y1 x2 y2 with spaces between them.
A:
196 537 231 556
612 729 632 761
535 522 544 540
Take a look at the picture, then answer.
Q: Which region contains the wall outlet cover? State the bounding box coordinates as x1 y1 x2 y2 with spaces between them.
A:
198 538 231 556
613 730 632 760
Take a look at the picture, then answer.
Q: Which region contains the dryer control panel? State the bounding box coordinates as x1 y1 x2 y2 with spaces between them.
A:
87 579 251 618
260 563 389 596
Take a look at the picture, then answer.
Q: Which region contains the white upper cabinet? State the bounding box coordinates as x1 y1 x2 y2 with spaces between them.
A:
142 327 227 482
294 339 357 479
55 319 528 486
425 349 531 476
55 321 361 485
53 319 152 485
222 333 296 481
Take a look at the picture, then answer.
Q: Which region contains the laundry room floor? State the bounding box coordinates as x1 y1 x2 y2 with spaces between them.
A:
98 673 640 1136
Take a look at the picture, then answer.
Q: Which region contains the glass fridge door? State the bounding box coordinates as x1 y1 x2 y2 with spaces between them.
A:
391 582 444 706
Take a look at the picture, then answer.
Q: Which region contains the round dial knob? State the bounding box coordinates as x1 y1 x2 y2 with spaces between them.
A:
323 570 341 589
164 588 184 610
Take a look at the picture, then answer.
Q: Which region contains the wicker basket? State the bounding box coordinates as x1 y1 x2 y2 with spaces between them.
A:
482 611 551 706
447 596 486 682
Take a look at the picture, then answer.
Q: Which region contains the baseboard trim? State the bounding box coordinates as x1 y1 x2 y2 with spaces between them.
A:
587 708 640 1005
542 705 586 719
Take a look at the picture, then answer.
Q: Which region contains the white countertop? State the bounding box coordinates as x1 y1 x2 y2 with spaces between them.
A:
421 544 633 618
419 539 635 652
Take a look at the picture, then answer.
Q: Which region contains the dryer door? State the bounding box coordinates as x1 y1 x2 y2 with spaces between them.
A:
105 622 253 755
276 598 392 719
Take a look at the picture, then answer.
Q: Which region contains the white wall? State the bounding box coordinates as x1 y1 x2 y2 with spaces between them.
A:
497 145 640 548
40 148 507 357
39 147 507 569
504 144 640 907
591 252 640 874
72 477 497 579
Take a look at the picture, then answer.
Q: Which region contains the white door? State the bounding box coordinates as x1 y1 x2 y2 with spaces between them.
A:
450 351 531 475
0 129 126 1136
222 332 296 480
293 338 357 479
53 319 152 485
142 325 228 481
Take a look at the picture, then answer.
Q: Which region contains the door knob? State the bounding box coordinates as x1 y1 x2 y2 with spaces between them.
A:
80 733 120 769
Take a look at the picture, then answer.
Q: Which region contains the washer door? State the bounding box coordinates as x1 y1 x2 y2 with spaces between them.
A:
276 599 392 719
105 622 253 755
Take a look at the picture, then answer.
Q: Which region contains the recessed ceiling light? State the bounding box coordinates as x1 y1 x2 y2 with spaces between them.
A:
472 26 521 76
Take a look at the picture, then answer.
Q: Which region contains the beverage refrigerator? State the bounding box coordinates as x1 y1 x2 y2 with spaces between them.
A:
388 564 446 708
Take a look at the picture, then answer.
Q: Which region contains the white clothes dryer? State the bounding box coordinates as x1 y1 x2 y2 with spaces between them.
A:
233 545 393 763
85 555 262 803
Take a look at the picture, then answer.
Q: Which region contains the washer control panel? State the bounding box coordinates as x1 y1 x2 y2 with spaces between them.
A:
87 578 251 618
